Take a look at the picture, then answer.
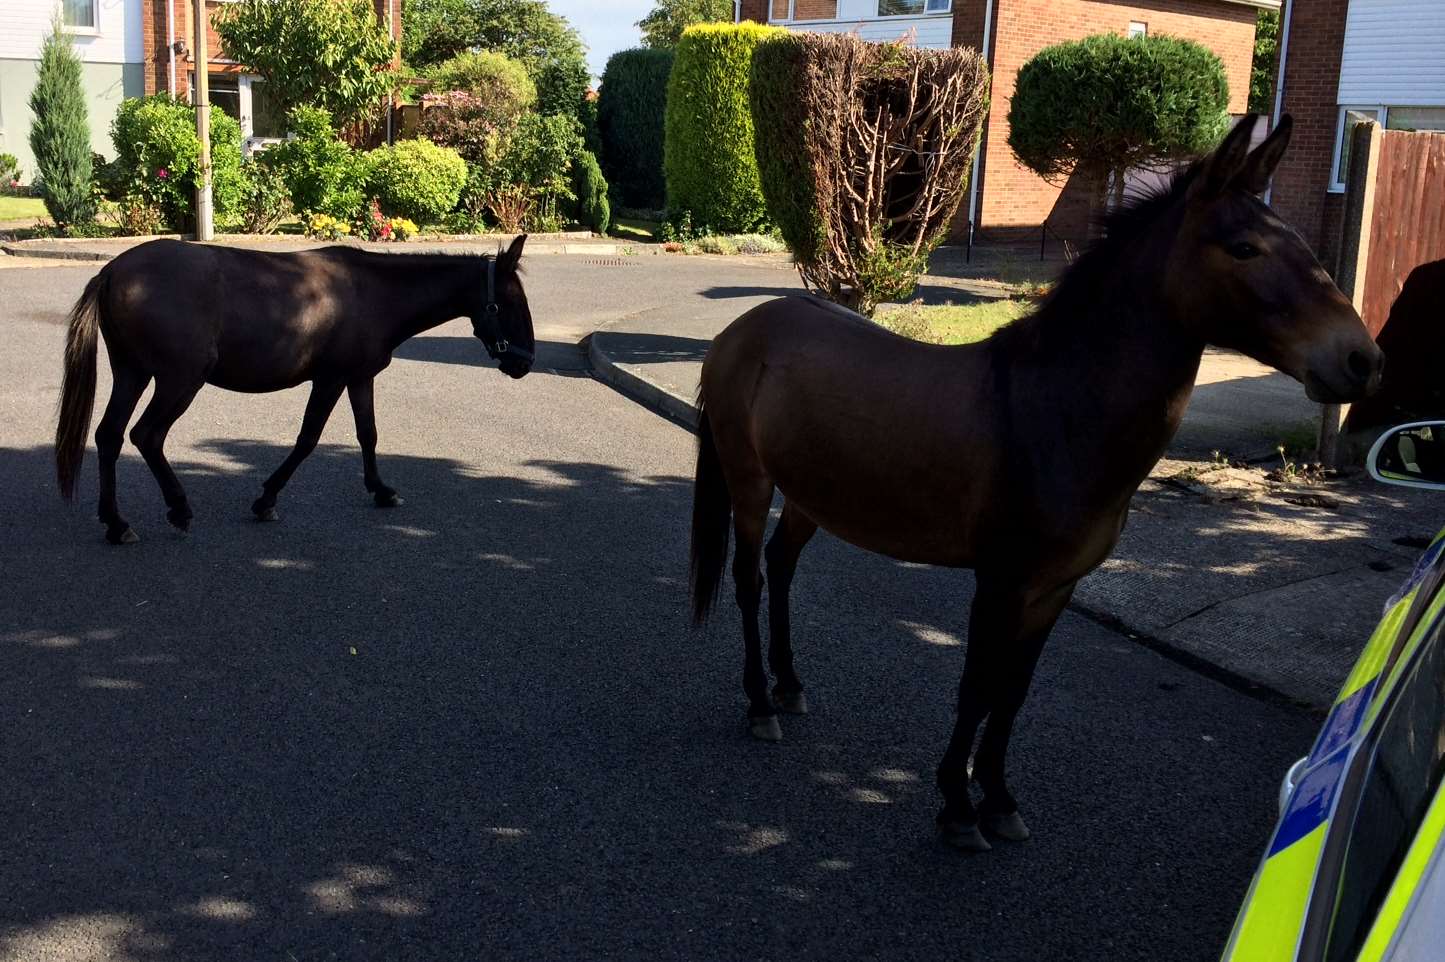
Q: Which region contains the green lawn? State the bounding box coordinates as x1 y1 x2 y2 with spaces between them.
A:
0 195 47 221
877 298 1031 346
609 217 659 242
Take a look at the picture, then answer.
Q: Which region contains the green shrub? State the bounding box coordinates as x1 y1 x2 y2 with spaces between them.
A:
491 112 583 231
263 106 369 219
28 23 94 230
425 50 536 115
750 32 988 315
0 152 20 186
110 95 245 231
570 148 610 234
367 138 467 223
598 48 673 209
1008 33 1230 195
664 22 780 234
237 156 292 233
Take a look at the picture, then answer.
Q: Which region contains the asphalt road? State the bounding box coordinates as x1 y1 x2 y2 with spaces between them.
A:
0 260 1317 962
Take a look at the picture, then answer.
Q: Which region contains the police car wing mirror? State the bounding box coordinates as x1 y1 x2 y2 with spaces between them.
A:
1368 421 1445 490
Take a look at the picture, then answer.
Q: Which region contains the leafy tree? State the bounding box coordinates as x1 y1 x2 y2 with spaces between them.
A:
1008 34 1229 206
403 0 589 117
597 48 673 209
214 0 397 127
28 21 94 230
637 0 733 49
1249 9 1280 114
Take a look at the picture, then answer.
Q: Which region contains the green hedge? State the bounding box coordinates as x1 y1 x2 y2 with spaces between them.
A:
664 22 781 233
368 138 467 223
1008 33 1230 185
749 33 818 263
262 105 369 219
110 95 244 229
571 148 610 233
597 47 673 209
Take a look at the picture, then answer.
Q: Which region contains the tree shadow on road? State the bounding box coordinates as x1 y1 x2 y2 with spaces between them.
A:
1 438 1314 962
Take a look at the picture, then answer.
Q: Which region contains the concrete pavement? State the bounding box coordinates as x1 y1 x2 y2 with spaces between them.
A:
2 262 1312 962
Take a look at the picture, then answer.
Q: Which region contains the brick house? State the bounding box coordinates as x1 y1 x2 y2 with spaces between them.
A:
139 0 402 152
1266 0 1445 269
736 0 1275 245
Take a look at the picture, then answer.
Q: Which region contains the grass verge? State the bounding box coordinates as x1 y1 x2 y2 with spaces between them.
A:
0 195 47 221
877 298 1030 346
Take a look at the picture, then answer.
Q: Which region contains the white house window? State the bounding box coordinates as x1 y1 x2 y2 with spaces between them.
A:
1128 21 1148 39
1330 106 1445 191
62 0 98 31
878 0 952 15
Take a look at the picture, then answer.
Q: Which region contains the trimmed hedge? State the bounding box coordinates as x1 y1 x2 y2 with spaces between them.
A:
368 138 467 224
571 148 610 234
750 32 989 315
1008 33 1230 186
597 47 673 209
664 22 781 233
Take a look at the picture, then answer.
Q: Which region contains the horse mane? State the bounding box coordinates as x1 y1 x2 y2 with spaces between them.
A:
990 159 1204 350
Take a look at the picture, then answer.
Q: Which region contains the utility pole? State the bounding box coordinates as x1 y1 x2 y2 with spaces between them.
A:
193 0 214 240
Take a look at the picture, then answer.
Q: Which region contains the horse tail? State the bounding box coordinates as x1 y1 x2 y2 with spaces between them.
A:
56 270 106 502
690 403 733 626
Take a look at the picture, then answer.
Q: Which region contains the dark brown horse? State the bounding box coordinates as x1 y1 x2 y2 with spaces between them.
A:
55 236 534 544
689 116 1385 852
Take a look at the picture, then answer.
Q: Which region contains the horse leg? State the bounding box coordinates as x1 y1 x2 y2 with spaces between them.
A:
973 580 1076 844
95 365 150 545
732 476 778 741
252 379 345 521
347 377 400 507
128 376 205 532
936 576 1073 851
764 500 817 715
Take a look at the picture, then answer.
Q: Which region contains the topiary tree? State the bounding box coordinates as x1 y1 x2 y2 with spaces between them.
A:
215 0 397 127
598 48 673 210
1008 33 1230 209
571 148 610 234
751 34 989 315
28 21 94 231
664 22 781 234
367 138 467 223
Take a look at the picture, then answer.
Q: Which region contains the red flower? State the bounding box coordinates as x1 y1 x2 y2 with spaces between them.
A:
156 167 169 179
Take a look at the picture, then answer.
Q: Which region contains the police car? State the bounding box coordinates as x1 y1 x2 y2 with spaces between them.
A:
1221 422 1445 962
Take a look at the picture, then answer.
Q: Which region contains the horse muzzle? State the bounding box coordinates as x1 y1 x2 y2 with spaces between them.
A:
487 339 534 379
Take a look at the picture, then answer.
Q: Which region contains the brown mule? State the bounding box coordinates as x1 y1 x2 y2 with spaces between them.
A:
689 115 1383 852
55 236 534 544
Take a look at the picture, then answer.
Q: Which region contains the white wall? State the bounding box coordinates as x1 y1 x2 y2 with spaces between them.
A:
0 0 143 65
1338 0 1445 106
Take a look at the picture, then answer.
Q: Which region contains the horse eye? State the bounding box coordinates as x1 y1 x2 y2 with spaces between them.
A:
1227 241 1261 260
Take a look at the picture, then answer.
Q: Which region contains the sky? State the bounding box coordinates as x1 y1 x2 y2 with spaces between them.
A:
547 0 657 83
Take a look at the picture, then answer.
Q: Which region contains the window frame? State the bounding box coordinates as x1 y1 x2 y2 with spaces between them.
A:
1128 21 1148 39
875 0 953 18
60 0 101 36
1331 105 1384 193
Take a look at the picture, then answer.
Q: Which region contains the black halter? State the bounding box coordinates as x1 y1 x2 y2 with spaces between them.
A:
472 258 508 355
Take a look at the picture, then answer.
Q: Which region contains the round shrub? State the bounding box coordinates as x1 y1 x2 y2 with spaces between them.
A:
1008 33 1230 188
367 138 467 224
423 50 537 135
664 22 781 234
110 94 245 230
597 47 673 209
571 148 610 234
263 105 369 219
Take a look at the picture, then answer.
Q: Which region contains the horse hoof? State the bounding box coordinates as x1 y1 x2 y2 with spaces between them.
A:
982 811 1031 842
107 526 140 546
939 821 992 853
749 716 783 742
167 512 191 532
375 492 403 508
771 690 809 715
254 506 279 523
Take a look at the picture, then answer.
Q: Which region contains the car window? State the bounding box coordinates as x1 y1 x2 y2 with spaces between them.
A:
1325 611 1445 962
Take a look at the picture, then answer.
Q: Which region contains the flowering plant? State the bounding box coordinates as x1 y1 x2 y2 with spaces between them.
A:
302 212 352 241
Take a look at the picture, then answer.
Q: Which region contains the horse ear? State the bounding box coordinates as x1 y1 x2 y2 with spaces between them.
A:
500 234 527 272
1234 114 1292 195
1199 114 1260 196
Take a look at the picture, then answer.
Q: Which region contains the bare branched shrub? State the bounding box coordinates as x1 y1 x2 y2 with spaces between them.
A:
752 35 989 315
